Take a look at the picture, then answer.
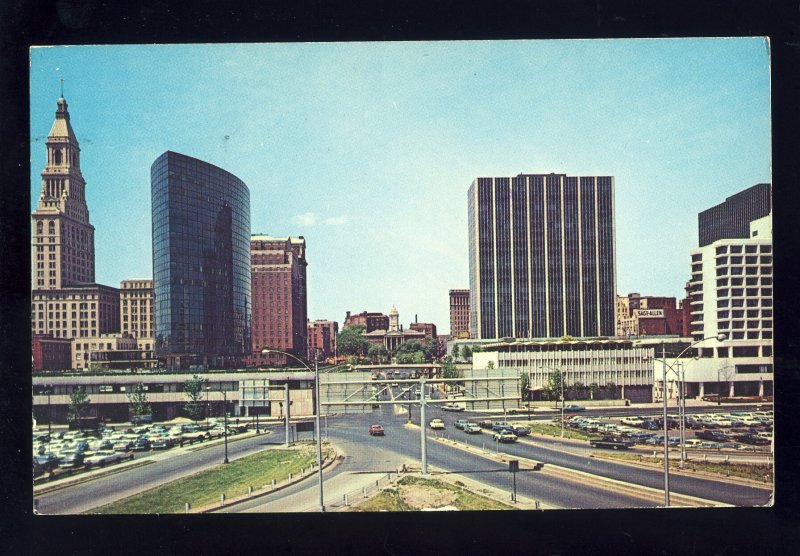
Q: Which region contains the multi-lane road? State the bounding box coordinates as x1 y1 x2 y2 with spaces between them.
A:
35 401 772 514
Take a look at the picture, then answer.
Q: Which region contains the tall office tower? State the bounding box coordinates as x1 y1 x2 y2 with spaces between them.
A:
250 235 308 358
449 289 470 338
698 183 771 247
31 96 119 351
682 184 772 399
468 173 616 339
151 151 251 369
307 319 338 360
32 95 95 290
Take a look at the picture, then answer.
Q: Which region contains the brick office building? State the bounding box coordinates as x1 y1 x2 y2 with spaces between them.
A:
250 235 308 362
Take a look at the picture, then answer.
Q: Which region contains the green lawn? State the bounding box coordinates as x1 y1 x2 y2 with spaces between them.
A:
352 475 514 511
89 442 324 514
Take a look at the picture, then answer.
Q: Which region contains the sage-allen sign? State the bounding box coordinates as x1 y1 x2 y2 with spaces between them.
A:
634 309 664 318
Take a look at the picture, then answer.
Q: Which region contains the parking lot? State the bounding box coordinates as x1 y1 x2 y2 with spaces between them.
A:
555 409 773 452
33 418 253 480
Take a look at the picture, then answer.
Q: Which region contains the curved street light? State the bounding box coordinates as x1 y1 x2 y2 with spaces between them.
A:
660 333 727 507
262 348 325 513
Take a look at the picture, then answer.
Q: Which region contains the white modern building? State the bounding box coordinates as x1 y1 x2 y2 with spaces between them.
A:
473 338 656 403
669 207 773 401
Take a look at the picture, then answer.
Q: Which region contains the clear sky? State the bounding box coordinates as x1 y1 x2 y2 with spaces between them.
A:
30 39 771 335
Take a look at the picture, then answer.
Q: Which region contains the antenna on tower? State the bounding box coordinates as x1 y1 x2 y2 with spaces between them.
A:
60 76 65 97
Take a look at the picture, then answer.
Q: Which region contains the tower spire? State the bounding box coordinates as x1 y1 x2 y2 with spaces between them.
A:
60 76 64 98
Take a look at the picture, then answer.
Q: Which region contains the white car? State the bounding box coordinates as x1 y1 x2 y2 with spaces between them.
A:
84 449 125 468
493 430 518 443
429 419 445 430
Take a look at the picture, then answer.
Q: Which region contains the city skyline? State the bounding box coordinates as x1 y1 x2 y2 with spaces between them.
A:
30 40 772 335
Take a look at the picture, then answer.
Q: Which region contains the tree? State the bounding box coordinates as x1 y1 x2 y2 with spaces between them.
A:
604 381 617 399
367 343 389 364
486 360 495 370
68 386 90 423
127 383 151 417
451 345 461 361
520 371 530 402
589 382 600 400
442 357 461 379
546 370 563 402
337 325 369 357
184 374 206 421
462 345 473 361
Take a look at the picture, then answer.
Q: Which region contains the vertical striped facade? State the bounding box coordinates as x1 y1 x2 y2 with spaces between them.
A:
468 173 616 340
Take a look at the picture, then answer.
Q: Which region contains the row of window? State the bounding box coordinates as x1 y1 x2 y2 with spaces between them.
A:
715 244 771 254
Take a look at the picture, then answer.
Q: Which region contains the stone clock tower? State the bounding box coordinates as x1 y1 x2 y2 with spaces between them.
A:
32 95 96 289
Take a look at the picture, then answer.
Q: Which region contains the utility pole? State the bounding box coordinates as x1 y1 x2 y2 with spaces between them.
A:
284 381 290 447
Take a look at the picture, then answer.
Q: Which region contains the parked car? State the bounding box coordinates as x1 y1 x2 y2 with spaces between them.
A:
493 430 518 443
33 454 60 476
491 421 514 432
131 438 151 451
509 425 531 436
58 450 85 468
429 419 446 430
369 424 385 436
589 436 635 450
696 430 728 442
84 450 126 468
151 436 175 450
454 419 471 430
736 434 770 446
463 423 482 434
478 420 495 429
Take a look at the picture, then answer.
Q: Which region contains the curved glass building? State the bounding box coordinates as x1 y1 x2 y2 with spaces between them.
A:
151 151 251 369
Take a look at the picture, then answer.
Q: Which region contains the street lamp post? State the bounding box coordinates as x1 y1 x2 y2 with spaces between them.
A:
661 333 726 506
45 385 52 457
560 370 565 438
222 387 229 464
263 348 325 512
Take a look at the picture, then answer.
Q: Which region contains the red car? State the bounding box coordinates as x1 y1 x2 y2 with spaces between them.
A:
369 424 385 436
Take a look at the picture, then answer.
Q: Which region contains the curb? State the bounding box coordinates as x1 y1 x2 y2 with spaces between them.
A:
589 452 774 489
34 458 152 496
423 428 726 508
198 445 340 513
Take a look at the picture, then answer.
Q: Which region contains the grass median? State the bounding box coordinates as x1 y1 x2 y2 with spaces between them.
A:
352 476 514 511
593 451 774 483
88 442 325 514
526 422 598 441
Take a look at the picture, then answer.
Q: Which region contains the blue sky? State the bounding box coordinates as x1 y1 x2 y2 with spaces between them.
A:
30 40 771 334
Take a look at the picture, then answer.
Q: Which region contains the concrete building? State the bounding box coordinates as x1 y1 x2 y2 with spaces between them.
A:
344 310 389 333
468 173 616 340
30 95 120 348
616 293 682 337
32 370 316 424
675 206 773 400
151 151 251 370
473 338 655 403
307 319 339 360
120 279 156 363
250 235 308 363
449 289 470 338
72 332 148 371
